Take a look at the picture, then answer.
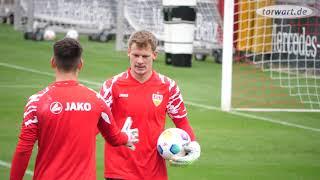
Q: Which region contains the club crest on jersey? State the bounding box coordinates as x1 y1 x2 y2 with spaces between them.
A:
50 102 63 114
152 93 163 107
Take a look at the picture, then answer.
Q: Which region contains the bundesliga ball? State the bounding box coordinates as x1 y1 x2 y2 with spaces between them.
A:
66 29 79 40
43 29 56 41
157 128 191 160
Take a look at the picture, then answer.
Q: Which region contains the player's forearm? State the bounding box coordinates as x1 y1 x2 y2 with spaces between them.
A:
173 117 196 141
10 129 37 180
105 131 128 146
98 120 128 146
10 148 33 180
99 128 128 146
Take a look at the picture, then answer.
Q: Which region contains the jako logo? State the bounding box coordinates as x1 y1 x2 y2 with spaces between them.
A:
65 102 91 112
50 102 63 114
50 102 92 114
256 5 314 19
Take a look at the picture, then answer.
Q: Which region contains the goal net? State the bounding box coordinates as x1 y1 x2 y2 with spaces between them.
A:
116 0 223 53
221 0 320 112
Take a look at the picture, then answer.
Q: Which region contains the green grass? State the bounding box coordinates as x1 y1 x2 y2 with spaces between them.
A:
0 24 320 180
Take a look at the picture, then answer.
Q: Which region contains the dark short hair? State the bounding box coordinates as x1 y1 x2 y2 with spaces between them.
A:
128 30 158 51
53 38 83 72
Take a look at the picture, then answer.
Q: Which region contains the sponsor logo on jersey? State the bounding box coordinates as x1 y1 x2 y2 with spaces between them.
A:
50 102 92 114
50 102 63 114
152 93 163 107
65 102 91 111
119 93 129 98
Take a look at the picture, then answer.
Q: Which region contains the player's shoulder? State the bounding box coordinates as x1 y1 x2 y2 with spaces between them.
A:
102 71 129 87
25 86 51 107
154 71 177 90
77 84 101 98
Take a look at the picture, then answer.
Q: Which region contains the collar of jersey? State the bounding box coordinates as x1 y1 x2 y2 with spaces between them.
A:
52 80 79 87
127 68 156 85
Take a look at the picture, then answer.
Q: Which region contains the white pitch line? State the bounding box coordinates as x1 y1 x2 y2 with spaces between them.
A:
0 62 101 86
0 85 44 88
230 111 320 132
0 160 34 176
1 62 320 134
185 101 320 133
185 101 220 111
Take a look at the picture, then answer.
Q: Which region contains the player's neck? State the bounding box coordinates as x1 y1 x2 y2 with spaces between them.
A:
130 70 152 83
55 71 78 82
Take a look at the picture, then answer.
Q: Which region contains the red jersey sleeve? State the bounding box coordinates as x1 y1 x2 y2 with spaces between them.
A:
99 79 114 109
11 95 39 180
97 95 128 146
166 80 196 141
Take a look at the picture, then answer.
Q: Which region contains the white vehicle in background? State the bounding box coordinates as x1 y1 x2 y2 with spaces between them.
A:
0 0 14 24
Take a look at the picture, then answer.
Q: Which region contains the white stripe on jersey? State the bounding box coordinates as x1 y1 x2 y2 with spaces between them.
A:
157 73 166 84
102 72 127 108
169 87 181 100
24 87 50 125
24 116 38 127
167 98 184 114
102 83 113 107
102 84 111 99
166 81 187 118
101 112 111 124
170 94 183 102
171 114 187 119
168 78 176 91
26 105 37 112
23 108 37 118
26 87 49 107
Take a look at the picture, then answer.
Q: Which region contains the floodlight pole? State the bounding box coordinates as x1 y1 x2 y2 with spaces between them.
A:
116 0 124 51
14 0 21 30
26 0 34 32
221 0 234 112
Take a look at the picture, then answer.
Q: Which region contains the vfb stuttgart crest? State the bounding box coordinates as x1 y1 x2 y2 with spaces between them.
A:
152 93 163 107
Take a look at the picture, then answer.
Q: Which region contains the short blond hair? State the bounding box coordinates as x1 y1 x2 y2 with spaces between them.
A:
128 30 158 51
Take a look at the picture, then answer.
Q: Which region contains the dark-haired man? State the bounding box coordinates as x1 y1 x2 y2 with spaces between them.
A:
10 38 138 180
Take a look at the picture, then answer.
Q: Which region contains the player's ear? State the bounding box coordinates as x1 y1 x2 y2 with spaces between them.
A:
127 48 131 57
152 51 158 61
50 57 57 68
78 58 83 70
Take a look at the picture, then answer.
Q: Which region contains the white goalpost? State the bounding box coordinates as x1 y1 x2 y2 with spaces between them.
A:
221 0 234 112
221 0 320 112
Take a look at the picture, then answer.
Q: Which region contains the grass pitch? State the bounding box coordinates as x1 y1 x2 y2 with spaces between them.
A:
0 24 319 179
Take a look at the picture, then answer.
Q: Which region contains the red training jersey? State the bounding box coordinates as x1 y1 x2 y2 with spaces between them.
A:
100 69 196 180
11 80 128 180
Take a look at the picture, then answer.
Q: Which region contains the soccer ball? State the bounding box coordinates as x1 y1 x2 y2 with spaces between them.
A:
43 29 56 41
157 128 191 160
66 29 79 40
